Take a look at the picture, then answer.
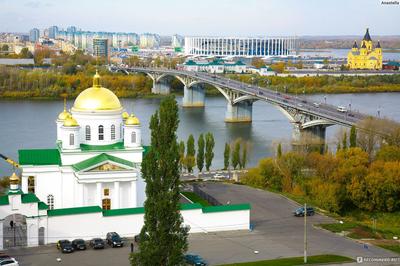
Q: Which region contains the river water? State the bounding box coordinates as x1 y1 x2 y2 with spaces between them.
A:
1 93 400 176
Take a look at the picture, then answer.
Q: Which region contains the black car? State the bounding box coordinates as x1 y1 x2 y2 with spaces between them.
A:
90 238 105 249
72 239 86 250
57 240 74 253
294 207 315 217
184 253 207 266
106 232 124 248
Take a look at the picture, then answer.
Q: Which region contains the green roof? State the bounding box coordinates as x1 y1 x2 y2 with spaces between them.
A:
38 202 49 210
181 203 202 210
80 142 125 151
0 195 9 205
103 207 145 216
72 153 135 171
18 149 61 166
21 193 41 203
7 189 23 195
202 203 251 213
48 206 102 217
184 60 197 66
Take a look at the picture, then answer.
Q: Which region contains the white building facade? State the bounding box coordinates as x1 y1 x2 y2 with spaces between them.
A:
185 36 298 57
19 72 145 211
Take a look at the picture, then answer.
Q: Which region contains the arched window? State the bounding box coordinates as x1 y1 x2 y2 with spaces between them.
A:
47 194 54 210
131 131 136 143
98 125 104 140
111 125 115 140
102 198 111 210
85 125 91 141
28 176 35 193
69 133 74 145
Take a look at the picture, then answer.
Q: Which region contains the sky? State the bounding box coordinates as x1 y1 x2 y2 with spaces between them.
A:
0 0 399 36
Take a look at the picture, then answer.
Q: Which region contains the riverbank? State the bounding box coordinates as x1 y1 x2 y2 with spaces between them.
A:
227 73 400 95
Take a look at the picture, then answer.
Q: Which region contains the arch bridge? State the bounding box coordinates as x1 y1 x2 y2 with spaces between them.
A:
111 66 369 145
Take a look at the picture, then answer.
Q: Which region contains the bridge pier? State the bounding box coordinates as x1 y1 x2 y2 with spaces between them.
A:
292 124 327 152
152 80 170 95
225 100 253 123
182 84 205 108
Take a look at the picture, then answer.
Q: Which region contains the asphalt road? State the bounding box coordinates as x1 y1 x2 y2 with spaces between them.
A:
193 182 399 265
7 182 399 265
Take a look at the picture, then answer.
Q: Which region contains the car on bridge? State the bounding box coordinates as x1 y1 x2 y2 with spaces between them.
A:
313 102 320 108
337 106 347 113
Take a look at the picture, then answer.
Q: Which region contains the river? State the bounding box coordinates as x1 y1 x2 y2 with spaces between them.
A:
1 93 400 176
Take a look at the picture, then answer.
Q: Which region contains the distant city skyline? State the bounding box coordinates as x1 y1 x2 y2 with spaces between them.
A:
0 0 399 36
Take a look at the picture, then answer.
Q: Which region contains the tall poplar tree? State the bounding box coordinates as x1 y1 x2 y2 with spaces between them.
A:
342 131 348 150
131 96 188 266
223 142 230 170
240 142 248 169
277 143 282 158
186 134 196 173
178 141 185 172
350 126 357 148
197 134 205 172
232 140 241 170
205 132 215 171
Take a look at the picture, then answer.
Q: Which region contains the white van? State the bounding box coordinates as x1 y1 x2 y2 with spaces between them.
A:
337 106 347 113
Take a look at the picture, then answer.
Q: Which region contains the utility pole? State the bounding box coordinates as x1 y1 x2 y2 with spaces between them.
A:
304 203 307 264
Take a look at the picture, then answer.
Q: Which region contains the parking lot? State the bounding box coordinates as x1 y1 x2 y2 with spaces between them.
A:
6 182 399 265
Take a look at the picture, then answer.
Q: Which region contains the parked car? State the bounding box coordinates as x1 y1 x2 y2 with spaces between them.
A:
106 232 124 248
0 257 19 266
0 254 10 260
90 238 105 249
184 253 207 266
56 240 74 253
72 239 86 250
294 207 315 217
213 173 227 179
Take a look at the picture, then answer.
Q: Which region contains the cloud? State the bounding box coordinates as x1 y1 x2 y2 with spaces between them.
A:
25 0 52 8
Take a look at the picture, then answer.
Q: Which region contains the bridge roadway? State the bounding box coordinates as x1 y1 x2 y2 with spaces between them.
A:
113 66 368 128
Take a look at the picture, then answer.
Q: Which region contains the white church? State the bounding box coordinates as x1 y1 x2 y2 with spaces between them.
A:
19 71 145 211
0 72 250 249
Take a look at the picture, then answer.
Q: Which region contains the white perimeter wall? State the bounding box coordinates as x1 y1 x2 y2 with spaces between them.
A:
46 208 250 244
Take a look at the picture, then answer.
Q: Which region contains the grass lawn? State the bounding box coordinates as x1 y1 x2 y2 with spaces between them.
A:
376 244 400 254
180 191 211 207
218 254 354 266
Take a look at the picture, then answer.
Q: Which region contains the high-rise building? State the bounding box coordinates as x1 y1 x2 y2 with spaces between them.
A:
49 26 58 39
67 26 77 34
139 33 160 49
93 38 110 62
29 28 40 43
172 34 184 48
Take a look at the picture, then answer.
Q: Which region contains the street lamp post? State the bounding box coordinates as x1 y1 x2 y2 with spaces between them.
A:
304 203 307 264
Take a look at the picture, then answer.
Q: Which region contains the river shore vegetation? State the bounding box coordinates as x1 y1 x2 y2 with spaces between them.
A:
240 119 400 246
1 50 400 99
227 73 400 94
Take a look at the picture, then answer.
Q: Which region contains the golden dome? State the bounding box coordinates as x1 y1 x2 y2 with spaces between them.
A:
64 116 79 127
58 110 71 120
9 172 20 185
122 112 129 120
72 71 122 111
125 114 140 125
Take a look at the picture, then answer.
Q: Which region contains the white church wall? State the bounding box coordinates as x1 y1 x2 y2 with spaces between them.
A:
44 207 250 244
